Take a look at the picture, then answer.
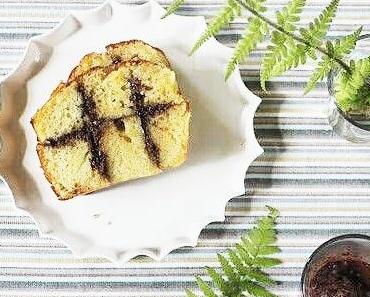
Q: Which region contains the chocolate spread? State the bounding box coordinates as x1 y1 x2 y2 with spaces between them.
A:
309 258 370 297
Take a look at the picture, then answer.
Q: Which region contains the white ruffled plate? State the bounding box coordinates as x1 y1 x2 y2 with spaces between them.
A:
0 0 262 263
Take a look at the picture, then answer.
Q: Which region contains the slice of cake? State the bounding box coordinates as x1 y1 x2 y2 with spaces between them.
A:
32 60 190 200
68 40 170 82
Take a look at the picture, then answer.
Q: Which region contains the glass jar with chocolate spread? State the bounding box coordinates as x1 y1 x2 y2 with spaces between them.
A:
301 234 370 297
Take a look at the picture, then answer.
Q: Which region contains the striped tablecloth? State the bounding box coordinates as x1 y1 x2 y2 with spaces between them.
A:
1 1 370 296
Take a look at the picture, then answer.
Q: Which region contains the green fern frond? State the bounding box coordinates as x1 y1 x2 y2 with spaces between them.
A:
224 0 268 79
225 17 268 80
186 289 199 297
243 268 276 285
297 0 339 59
206 267 229 294
260 0 306 90
161 0 185 19
196 277 218 297
244 0 268 13
304 27 362 94
300 0 339 48
304 62 330 94
276 0 305 30
163 0 369 114
335 57 370 112
243 283 276 297
262 0 339 86
332 27 362 57
190 0 241 56
186 206 280 297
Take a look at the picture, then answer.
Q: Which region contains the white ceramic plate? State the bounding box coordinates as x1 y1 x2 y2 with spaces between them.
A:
0 0 262 263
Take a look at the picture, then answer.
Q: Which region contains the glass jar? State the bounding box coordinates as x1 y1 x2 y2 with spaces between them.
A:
327 34 370 142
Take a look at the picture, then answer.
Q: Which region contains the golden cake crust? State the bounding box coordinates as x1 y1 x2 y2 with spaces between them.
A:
106 39 170 67
68 40 170 82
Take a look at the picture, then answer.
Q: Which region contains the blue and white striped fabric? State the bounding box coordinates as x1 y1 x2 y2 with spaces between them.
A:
0 0 370 296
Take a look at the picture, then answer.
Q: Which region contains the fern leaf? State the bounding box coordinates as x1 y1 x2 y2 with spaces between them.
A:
304 0 339 47
254 257 282 268
276 0 305 29
304 27 362 94
266 206 279 219
190 0 240 55
186 207 280 297
161 0 184 19
258 228 277 246
333 27 362 57
206 267 229 294
243 268 276 285
258 216 275 232
225 0 268 80
236 243 253 265
335 57 370 112
241 235 259 256
218 254 239 282
186 289 199 297
297 0 339 57
258 246 280 256
244 0 267 13
304 59 331 94
243 283 276 297
246 229 264 256
243 214 278 259
228 249 246 274
262 0 339 86
225 17 268 80
260 0 306 90
196 277 218 297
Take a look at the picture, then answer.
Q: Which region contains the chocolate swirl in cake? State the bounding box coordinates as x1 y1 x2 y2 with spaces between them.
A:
128 76 172 168
112 118 126 131
44 84 110 179
78 84 110 179
44 129 86 147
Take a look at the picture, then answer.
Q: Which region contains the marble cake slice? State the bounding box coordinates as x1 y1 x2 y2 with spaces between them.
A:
32 60 190 200
68 40 170 82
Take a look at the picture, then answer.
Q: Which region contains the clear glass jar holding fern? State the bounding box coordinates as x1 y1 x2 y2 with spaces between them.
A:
163 0 370 142
327 34 370 141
